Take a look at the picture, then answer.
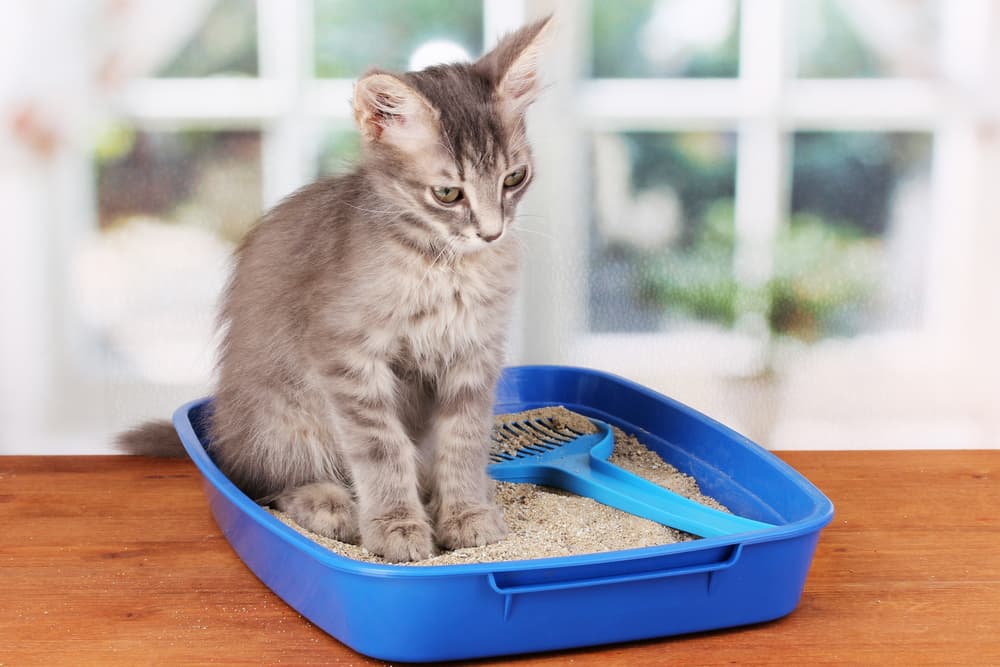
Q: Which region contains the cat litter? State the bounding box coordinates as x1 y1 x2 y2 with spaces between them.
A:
268 413 727 567
173 365 833 662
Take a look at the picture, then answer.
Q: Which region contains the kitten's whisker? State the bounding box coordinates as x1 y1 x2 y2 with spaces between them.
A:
514 225 554 236
436 138 459 166
511 235 530 257
511 225 557 243
417 239 455 287
507 136 531 155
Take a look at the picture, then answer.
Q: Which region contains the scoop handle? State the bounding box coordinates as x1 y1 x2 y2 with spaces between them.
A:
547 455 775 538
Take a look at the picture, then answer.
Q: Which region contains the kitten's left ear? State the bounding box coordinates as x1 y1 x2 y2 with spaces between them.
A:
353 71 440 152
476 15 552 121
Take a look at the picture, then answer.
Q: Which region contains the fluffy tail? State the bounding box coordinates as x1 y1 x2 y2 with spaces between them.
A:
116 420 187 458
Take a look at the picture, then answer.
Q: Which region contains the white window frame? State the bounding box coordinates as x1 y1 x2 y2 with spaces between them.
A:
14 0 997 453
535 0 996 449
11 0 532 454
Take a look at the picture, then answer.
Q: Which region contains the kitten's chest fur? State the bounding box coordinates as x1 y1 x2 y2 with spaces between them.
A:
372 242 519 373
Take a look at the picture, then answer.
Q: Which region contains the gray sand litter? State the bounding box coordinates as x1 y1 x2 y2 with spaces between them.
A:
269 406 731 566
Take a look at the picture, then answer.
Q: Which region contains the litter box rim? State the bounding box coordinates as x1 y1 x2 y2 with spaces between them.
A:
173 364 834 579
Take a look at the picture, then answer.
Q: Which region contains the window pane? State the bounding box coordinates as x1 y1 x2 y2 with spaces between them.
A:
592 0 740 78
96 128 262 241
82 128 262 383
315 127 362 177
589 132 738 332
314 0 483 77
785 132 932 338
156 0 258 77
794 0 939 78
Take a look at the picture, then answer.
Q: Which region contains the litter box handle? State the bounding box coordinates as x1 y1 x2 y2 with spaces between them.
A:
486 543 743 598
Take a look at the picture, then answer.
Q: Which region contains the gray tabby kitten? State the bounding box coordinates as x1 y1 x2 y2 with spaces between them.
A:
118 18 550 562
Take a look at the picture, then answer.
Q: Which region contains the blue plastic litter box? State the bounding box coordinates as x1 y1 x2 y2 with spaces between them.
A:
173 365 834 662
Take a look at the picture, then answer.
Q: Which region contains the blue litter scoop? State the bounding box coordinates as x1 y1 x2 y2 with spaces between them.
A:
488 410 775 538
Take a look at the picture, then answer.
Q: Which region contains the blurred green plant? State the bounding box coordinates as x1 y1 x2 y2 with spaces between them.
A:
637 200 738 325
638 202 881 340
94 122 136 164
768 213 881 338
593 129 928 339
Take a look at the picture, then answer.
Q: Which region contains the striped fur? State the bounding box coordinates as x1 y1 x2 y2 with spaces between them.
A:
120 18 550 562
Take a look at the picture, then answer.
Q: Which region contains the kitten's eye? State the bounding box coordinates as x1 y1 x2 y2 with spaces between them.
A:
432 186 463 204
503 167 527 188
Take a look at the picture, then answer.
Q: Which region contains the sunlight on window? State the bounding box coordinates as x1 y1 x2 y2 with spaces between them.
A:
591 0 740 78
314 0 482 77
408 40 471 70
156 0 258 78
83 128 262 384
9 0 993 455
793 0 939 78
72 219 230 384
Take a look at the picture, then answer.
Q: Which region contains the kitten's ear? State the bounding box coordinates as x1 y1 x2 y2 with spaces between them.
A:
476 16 552 120
353 71 439 151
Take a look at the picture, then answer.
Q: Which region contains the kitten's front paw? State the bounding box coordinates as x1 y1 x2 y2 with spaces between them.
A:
273 482 360 544
362 511 435 562
436 504 508 550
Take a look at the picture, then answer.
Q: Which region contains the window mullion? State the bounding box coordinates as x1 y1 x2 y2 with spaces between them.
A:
924 0 991 345
732 0 790 366
516 0 587 364
258 0 313 207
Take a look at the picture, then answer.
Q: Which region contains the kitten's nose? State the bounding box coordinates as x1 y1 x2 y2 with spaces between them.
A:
476 209 504 242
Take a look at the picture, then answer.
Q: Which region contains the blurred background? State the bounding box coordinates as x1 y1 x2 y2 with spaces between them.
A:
2 0 998 454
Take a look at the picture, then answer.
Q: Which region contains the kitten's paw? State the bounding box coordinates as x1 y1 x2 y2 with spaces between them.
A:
362 511 435 562
436 503 508 550
273 482 360 544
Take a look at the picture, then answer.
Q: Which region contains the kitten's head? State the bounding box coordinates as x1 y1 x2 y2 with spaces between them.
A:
352 17 550 254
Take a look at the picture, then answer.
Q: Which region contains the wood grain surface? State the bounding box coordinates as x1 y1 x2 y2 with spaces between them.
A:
1 451 998 665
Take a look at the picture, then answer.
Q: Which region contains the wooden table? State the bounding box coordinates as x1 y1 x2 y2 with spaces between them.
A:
2 451 998 665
